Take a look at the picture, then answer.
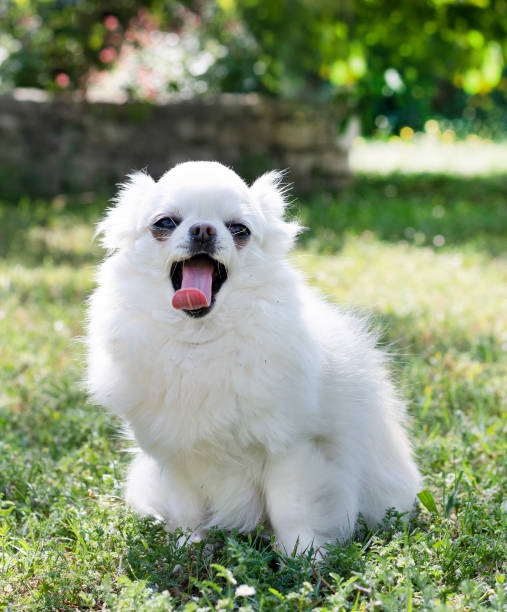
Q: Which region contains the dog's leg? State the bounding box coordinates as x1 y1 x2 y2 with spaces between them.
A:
125 451 207 541
264 442 359 555
357 418 422 527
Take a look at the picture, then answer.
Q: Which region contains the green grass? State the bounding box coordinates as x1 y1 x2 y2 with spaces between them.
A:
1 174 506 611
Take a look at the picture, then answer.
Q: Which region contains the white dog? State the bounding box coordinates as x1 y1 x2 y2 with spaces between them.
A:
86 161 421 554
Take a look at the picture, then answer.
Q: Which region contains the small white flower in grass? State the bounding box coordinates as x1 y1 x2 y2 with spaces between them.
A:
53 319 66 333
235 584 256 597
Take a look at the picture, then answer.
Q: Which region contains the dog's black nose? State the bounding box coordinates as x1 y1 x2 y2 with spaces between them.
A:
189 223 216 242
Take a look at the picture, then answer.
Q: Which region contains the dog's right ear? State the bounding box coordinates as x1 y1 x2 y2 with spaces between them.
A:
95 171 156 250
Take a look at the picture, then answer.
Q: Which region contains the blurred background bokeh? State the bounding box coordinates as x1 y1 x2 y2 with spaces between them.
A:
1 0 507 200
2 0 507 138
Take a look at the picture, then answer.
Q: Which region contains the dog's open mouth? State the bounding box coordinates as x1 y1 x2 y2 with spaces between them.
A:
170 254 227 318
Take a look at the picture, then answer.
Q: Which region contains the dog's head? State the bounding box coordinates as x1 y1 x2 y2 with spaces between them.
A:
97 161 300 319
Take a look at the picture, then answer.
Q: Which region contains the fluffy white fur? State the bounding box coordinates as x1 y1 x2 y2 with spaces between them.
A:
86 161 422 554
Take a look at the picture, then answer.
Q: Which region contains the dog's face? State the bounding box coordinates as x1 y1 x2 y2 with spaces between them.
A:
97 162 300 319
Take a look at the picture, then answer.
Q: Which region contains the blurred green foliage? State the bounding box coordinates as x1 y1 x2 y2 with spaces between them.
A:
205 0 507 136
1 0 506 135
1 0 182 89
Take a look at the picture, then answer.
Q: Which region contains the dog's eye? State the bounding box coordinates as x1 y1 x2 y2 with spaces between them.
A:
151 216 181 241
153 217 179 231
227 223 250 238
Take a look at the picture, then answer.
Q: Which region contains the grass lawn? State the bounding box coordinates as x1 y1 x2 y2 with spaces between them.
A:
0 173 506 610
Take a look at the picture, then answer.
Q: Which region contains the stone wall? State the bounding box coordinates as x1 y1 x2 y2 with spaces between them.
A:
0 94 351 199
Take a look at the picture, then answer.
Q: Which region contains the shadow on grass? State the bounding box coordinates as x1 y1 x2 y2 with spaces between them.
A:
0 196 106 267
123 511 415 606
295 173 507 257
124 521 352 604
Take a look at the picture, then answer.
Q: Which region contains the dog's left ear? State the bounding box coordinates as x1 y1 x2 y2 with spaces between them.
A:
250 171 289 220
250 170 302 253
96 171 156 250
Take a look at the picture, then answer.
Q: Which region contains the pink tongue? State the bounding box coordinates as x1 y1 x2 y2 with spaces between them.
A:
172 258 214 310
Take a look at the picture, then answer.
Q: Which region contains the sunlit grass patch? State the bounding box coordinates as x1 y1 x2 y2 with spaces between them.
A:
295 173 507 257
350 137 507 176
295 236 506 350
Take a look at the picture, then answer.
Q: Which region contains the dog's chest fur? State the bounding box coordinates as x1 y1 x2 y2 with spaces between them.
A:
113 312 320 462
